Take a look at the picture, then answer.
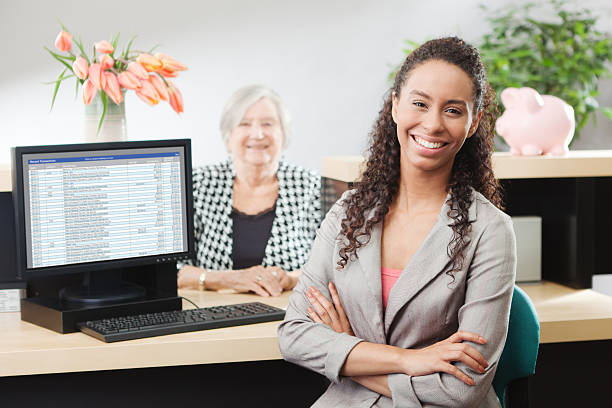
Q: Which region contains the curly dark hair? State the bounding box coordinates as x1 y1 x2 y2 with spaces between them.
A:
337 37 503 275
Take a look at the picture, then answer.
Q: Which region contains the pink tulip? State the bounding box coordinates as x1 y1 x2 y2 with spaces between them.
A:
136 80 160 106
88 63 103 90
103 72 123 105
95 40 114 54
127 62 148 80
158 68 178 78
100 54 114 70
154 53 187 72
54 31 72 52
149 75 169 101
72 56 89 80
82 79 97 105
117 71 142 90
167 82 184 114
136 53 163 72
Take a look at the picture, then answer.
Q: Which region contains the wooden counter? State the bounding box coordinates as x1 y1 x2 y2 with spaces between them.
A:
0 290 289 377
2 282 612 378
322 150 612 182
519 281 612 344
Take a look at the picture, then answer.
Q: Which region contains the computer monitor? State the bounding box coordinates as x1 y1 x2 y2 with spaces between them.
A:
11 139 194 310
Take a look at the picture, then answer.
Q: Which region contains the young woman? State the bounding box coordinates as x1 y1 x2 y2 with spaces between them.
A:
278 37 516 407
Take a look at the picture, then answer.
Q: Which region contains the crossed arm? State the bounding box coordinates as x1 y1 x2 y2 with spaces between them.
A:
305 282 488 397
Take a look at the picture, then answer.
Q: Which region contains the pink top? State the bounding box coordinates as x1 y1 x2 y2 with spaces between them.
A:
381 266 403 309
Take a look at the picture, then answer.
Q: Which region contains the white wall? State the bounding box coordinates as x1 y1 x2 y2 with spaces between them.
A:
1 0 611 169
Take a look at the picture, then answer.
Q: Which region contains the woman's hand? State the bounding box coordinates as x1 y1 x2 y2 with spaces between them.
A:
222 266 286 297
177 265 295 297
305 282 354 336
401 331 488 386
264 266 293 291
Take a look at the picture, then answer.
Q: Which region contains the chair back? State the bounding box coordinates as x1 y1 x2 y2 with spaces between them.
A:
492 285 540 407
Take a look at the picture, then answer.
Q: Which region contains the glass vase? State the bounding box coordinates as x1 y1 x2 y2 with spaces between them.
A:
83 94 127 143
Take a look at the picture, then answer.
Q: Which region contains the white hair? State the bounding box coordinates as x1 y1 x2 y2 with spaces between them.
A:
219 84 292 149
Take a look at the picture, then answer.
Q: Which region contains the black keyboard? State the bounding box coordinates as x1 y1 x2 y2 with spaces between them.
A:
77 302 286 343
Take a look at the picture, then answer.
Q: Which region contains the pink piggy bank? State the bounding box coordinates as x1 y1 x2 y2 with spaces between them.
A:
496 87 575 156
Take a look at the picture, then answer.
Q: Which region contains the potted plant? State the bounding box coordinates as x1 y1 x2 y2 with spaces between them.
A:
479 0 612 144
46 24 187 140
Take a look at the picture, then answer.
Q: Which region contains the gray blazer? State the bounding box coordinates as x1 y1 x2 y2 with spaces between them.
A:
278 190 516 408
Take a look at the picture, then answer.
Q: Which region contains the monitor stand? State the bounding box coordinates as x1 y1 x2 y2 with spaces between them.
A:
59 270 146 306
20 263 182 334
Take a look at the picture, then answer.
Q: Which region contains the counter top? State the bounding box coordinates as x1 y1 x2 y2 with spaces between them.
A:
1 281 612 377
519 281 612 343
0 290 289 377
322 150 612 182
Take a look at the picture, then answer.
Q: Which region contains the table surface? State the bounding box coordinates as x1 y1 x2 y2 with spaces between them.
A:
519 281 612 343
1 281 611 377
0 290 290 377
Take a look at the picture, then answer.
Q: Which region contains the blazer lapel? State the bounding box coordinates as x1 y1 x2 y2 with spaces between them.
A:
355 212 386 341
383 194 478 332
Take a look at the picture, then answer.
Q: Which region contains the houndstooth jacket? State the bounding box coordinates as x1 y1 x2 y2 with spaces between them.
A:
187 158 321 272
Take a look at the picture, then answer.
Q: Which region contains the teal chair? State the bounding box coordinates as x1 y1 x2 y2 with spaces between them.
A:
492 285 540 408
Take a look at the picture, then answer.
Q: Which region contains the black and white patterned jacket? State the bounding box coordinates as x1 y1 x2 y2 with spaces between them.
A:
188 159 321 272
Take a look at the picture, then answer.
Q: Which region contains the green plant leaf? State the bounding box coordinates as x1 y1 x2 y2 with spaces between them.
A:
147 44 161 54
601 107 612 121
123 35 137 60
74 36 90 64
111 32 120 55
43 73 75 85
44 46 74 71
98 92 109 135
57 19 69 32
49 68 69 111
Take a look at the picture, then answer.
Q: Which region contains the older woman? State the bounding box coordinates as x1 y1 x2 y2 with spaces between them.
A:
177 85 321 297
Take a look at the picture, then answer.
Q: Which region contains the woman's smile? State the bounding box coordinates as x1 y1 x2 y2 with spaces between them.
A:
411 134 447 149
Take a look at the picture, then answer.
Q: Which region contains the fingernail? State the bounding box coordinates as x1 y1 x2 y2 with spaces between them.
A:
480 336 487 343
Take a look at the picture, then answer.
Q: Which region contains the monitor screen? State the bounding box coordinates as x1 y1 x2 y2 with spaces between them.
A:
12 140 194 278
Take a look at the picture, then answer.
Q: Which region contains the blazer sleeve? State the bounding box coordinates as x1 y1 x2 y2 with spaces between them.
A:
387 214 517 408
277 199 363 383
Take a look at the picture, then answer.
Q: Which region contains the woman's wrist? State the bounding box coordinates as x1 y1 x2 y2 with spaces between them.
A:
396 348 416 375
201 269 229 291
342 342 409 377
